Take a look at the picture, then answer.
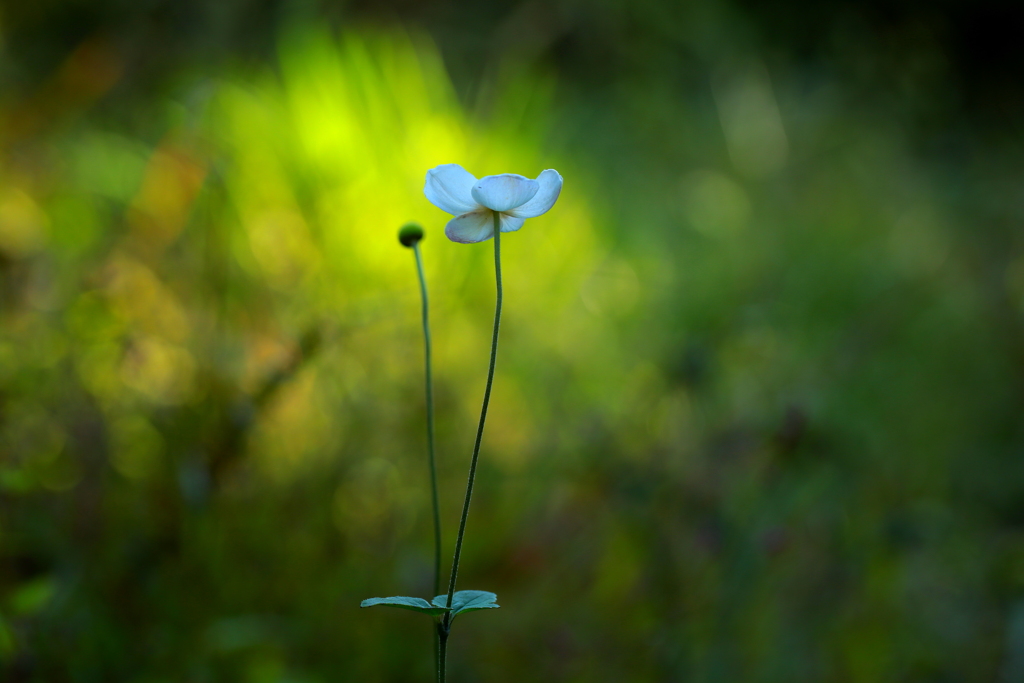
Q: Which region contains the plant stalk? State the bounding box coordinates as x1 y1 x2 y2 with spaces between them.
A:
438 621 449 683
412 242 444 681
439 212 503 680
413 243 443 599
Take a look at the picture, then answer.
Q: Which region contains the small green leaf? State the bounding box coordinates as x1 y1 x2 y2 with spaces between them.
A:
431 590 500 618
360 596 448 616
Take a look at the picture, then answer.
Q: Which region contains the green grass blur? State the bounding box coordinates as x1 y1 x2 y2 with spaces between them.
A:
1 2 1024 681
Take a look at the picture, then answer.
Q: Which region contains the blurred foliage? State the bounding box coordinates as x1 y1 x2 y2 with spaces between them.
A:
1 1 1024 681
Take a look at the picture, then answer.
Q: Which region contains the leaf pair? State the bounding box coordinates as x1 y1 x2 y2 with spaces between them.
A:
360 590 499 619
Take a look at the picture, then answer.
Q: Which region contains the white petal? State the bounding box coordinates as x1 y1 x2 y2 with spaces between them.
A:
507 169 562 218
471 174 539 212
499 213 525 233
424 164 480 215
445 210 495 244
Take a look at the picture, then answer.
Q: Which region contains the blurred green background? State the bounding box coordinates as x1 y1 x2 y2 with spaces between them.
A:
2 0 1024 680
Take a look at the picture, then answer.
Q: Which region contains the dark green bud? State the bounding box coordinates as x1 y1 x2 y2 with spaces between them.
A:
398 223 425 247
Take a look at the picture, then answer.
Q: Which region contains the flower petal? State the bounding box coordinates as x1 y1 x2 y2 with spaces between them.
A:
499 213 525 233
471 174 539 212
425 164 480 215
445 210 495 244
507 169 562 218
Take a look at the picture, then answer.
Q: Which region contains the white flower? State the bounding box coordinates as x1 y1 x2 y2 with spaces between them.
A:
424 164 563 244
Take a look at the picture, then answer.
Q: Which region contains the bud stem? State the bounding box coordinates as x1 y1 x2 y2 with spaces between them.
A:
412 243 443 600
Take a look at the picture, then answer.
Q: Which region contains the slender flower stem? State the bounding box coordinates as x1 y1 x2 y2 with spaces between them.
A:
438 622 448 683
413 243 443 599
439 212 503 680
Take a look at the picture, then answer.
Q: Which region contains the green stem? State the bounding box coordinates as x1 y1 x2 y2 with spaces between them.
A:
438 621 449 683
441 212 503 649
413 244 444 682
413 243 442 600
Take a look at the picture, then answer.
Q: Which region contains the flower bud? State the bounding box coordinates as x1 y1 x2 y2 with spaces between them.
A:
398 223 425 247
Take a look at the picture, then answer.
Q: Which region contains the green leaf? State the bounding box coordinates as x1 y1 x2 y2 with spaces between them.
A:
431 590 500 618
360 596 448 616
